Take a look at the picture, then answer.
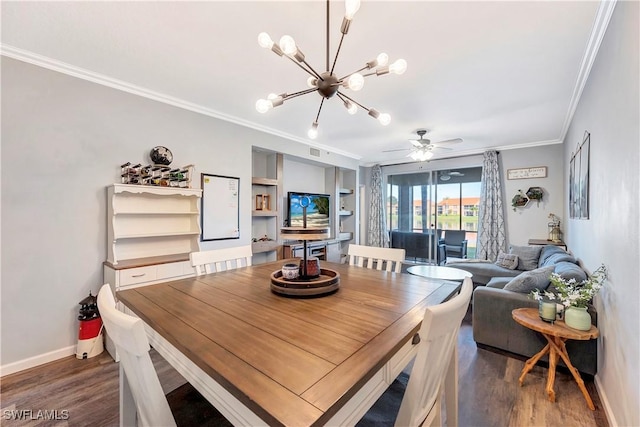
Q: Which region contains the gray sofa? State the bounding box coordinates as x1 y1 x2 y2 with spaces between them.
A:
449 245 597 375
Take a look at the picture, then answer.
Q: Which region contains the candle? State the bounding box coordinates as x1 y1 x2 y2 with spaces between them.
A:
539 301 556 322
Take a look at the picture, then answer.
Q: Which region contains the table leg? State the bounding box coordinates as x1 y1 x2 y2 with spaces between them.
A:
519 343 550 386
550 338 596 410
545 336 559 403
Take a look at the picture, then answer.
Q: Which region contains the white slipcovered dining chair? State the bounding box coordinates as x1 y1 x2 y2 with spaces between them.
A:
394 277 473 427
346 244 405 273
97 284 177 427
189 245 252 276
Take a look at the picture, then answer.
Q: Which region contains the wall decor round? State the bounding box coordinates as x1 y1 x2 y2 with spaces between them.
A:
150 146 173 165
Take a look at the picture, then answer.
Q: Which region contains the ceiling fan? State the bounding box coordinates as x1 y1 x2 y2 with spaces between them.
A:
384 130 462 161
439 170 465 181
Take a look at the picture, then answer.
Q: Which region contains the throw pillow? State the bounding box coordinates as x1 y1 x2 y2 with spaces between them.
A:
509 245 543 271
503 265 555 293
495 251 519 270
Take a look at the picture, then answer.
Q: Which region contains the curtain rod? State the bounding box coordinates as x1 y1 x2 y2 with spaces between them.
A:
379 151 498 168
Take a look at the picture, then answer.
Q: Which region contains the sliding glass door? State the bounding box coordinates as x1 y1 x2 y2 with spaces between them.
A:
387 167 482 262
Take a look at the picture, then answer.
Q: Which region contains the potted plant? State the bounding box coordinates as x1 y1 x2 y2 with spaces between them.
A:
511 190 529 211
530 265 607 330
526 186 544 206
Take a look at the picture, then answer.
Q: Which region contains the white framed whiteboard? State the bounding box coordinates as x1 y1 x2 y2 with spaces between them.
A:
201 174 240 241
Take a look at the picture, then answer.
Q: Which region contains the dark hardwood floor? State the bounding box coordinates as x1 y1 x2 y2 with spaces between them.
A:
1 306 608 426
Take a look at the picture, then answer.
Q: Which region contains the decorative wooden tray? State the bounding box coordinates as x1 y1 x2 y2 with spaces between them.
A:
270 268 340 297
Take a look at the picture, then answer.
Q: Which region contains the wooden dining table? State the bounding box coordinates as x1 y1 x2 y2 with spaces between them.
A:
117 259 462 426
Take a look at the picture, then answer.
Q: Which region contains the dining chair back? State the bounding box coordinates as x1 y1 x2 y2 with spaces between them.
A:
395 277 473 427
347 244 405 273
190 245 252 276
96 284 177 427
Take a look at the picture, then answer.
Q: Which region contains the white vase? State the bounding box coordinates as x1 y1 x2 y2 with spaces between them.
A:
564 306 591 331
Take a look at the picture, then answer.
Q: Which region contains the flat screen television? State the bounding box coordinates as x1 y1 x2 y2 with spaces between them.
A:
287 192 331 228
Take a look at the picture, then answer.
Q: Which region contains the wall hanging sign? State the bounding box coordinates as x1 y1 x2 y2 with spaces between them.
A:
201 174 240 241
570 131 590 219
507 166 548 180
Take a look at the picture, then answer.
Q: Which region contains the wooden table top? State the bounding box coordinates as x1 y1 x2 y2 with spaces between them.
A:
512 308 599 340
118 259 461 426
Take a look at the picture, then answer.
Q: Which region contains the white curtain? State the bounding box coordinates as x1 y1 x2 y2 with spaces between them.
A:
368 165 389 247
477 151 506 260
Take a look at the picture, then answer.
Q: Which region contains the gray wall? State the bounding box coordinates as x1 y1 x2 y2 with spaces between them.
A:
563 1 639 425
0 57 358 370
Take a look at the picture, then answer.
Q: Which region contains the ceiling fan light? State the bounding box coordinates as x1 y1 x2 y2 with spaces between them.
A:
424 150 434 160
308 122 319 139
389 59 407 75
345 73 364 91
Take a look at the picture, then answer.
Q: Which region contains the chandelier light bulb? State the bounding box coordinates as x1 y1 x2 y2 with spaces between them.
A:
256 99 272 114
279 35 297 56
378 113 391 126
258 32 274 49
344 100 358 115
345 0 361 20
307 77 318 88
377 53 389 67
389 59 408 75
308 122 319 139
345 73 364 91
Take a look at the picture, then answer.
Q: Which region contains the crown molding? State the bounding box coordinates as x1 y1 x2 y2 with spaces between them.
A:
559 0 617 141
0 44 362 161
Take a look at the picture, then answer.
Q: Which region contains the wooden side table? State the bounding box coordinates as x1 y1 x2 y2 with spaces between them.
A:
511 308 598 410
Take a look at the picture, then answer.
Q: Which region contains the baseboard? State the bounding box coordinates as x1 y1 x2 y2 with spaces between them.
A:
595 374 617 426
0 345 76 377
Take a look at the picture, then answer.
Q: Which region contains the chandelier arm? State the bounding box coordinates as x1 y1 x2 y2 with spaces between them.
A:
314 98 325 123
326 0 330 72
330 32 347 75
283 87 318 101
300 59 325 81
337 91 370 112
339 65 369 82
285 55 324 81
362 70 379 78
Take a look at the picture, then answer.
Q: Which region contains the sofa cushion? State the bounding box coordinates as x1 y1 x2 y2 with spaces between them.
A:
486 277 512 289
495 251 519 269
503 265 555 293
509 245 542 271
447 260 521 285
546 262 589 294
538 245 575 267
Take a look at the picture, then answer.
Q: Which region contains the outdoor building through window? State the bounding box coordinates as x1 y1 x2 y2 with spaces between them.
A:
386 167 482 259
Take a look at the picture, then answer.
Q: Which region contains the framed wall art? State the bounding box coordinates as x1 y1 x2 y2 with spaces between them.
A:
201 174 240 241
569 131 590 219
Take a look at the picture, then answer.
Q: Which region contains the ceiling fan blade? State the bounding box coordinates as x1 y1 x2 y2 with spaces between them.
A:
409 139 424 148
436 138 463 145
432 145 453 151
382 148 411 153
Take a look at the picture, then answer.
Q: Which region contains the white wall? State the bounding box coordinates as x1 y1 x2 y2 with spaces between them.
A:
0 57 358 371
563 2 639 425
501 144 565 246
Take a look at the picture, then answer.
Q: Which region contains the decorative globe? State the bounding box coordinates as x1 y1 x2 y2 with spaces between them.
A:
150 146 173 165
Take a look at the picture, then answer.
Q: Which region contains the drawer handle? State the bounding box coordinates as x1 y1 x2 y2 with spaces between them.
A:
131 273 146 278
412 333 421 345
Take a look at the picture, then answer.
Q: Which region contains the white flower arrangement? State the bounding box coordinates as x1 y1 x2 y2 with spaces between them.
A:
530 264 607 309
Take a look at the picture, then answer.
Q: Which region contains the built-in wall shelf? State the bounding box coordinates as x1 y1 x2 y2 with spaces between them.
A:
252 210 278 217
252 152 283 262
339 188 354 195
339 210 354 216
337 232 354 241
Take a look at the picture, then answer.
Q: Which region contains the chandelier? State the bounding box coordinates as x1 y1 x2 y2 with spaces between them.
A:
256 0 407 140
